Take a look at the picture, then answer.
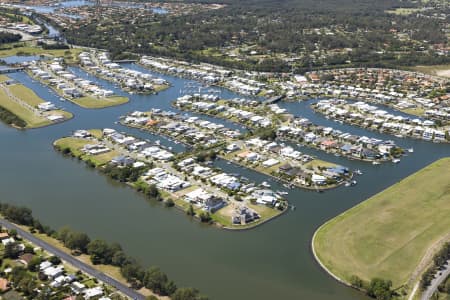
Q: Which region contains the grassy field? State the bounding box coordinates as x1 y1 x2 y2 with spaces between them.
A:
0 45 83 64
410 65 450 78
402 107 426 117
8 83 47 107
313 157 450 288
70 95 129 109
0 82 73 128
304 159 338 170
54 137 95 156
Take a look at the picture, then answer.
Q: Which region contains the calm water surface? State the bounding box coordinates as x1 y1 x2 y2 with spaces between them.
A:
1 65 449 300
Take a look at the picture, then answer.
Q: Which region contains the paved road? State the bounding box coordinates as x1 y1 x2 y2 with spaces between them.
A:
0 218 145 300
421 259 450 300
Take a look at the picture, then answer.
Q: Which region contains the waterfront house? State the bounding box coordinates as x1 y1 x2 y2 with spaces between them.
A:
262 158 279 167
82 144 110 155
226 143 240 152
73 130 91 138
232 206 260 225
312 174 327 185
304 132 317 143
111 156 135 167
38 102 56 111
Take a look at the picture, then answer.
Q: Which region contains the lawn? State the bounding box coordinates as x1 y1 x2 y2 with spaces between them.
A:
88 129 103 139
304 159 338 170
313 157 450 288
70 95 129 109
88 150 119 166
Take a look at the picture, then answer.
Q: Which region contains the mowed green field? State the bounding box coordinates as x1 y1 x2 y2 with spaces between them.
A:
313 158 450 287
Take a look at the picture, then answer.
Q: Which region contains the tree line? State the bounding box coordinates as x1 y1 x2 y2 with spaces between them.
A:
421 242 450 290
63 0 448 73
0 32 21 44
0 203 208 300
349 276 395 300
0 105 27 128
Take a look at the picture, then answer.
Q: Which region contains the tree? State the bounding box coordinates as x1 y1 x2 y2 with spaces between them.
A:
38 271 48 281
350 275 364 288
146 184 160 199
87 239 115 265
186 204 195 216
4 242 21 259
65 231 91 253
23 245 34 254
144 267 168 295
57 226 72 243
112 250 128 267
49 255 61 265
28 256 42 272
199 211 211 223
164 198 175 207
10 266 28 284
0 204 34 226
367 278 393 300
120 262 144 282
165 280 177 295
172 287 208 300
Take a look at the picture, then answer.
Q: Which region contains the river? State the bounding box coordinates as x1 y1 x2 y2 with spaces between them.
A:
1 63 449 300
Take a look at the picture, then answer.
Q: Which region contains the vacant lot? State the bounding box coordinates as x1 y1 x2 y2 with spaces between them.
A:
54 136 118 166
313 158 450 287
70 95 129 109
0 82 72 128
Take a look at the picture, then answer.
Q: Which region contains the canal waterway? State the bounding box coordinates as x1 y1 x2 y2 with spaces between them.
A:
12 0 168 17
1 63 449 300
